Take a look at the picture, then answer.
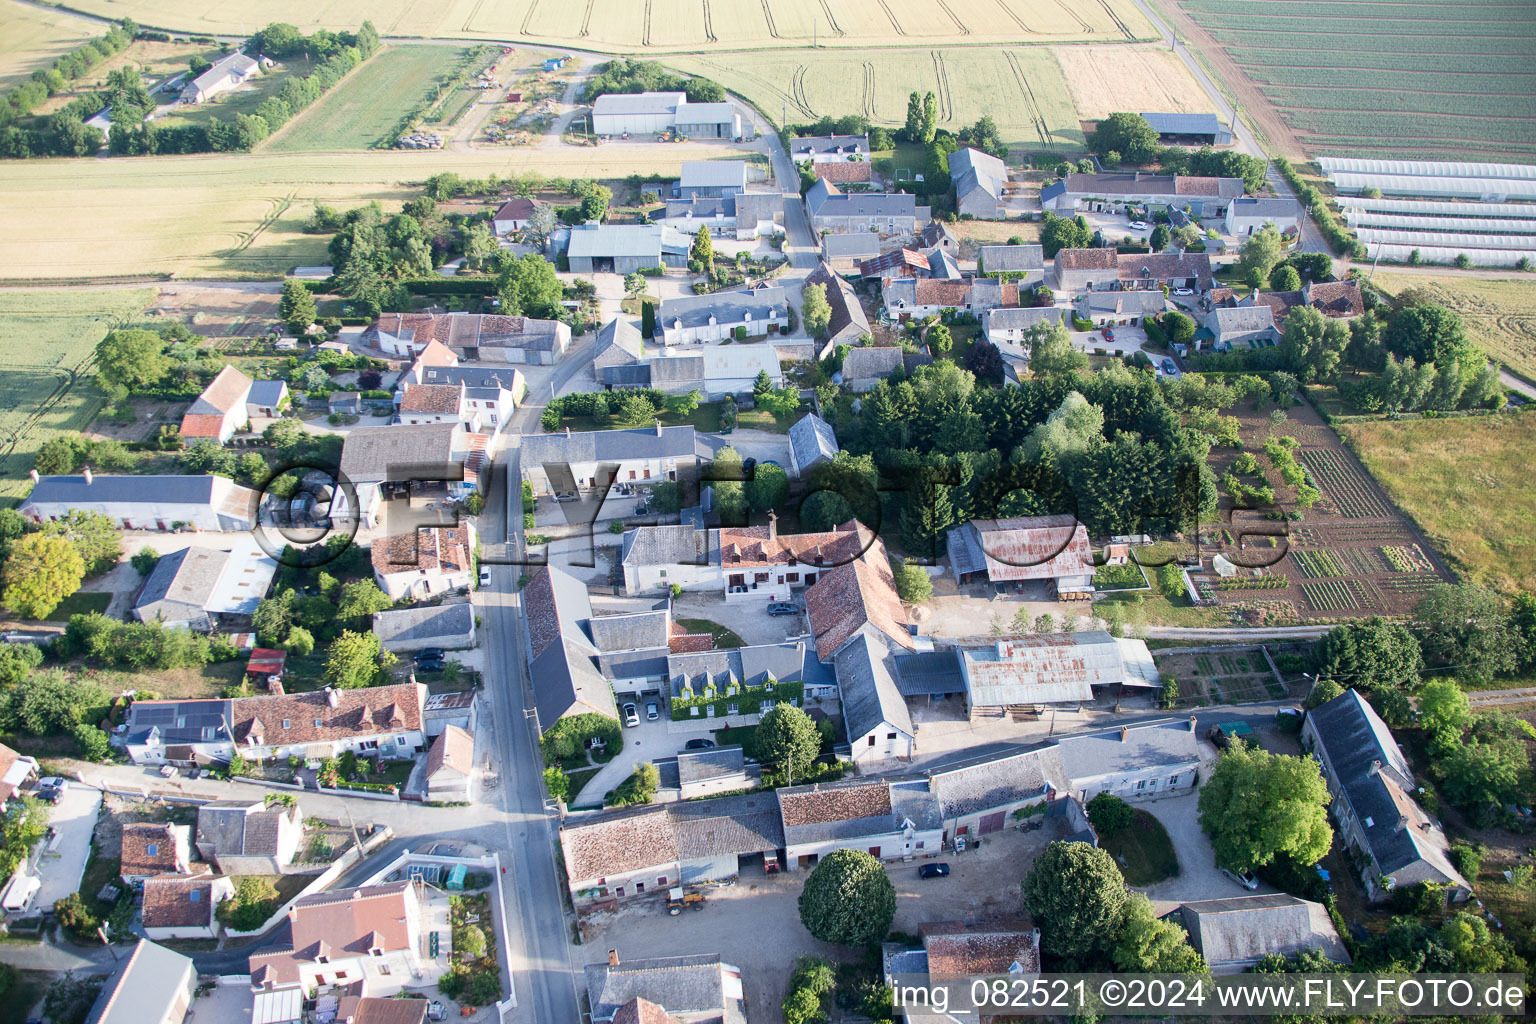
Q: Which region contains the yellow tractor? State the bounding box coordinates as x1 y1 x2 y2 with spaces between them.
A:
666 887 706 915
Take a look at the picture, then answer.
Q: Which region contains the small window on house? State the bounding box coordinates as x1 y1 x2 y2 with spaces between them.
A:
658 569 667 578
868 736 876 746
786 573 799 583
188 889 200 902
886 732 897 740
147 843 159 857
727 703 738 715
1168 775 1181 786
371 947 383 957
282 719 290 729
396 736 406 746
1136 779 1147 790
314 719 323 728
378 963 391 975
658 876 668 886
318 955 330 965
636 882 645 893
616 886 625 897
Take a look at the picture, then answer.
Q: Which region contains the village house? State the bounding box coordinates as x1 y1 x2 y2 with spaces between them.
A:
133 536 278 631
791 133 869 165
804 260 873 358
590 91 740 138
839 346 905 391
422 689 478 738
835 631 917 767
805 179 928 235
246 379 290 419
1041 172 1245 216
372 601 477 654
1225 197 1304 238
1077 289 1168 327
878 277 974 321
1170 894 1351 973
334 421 474 527
367 311 569 365
1245 280 1366 326
141 871 235 941
979 244 1046 285
779 778 943 870
123 682 428 766
425 725 474 801
181 51 260 103
983 306 1066 347
716 516 864 603
822 232 882 273
1301 689 1471 902
195 799 303 874
655 287 787 345
946 514 1096 596
1119 251 1214 292
585 949 747 1024
860 248 934 281
1054 718 1203 803
1052 247 1121 292
951 147 1010 219
667 641 837 721
593 318 647 385
398 365 524 433
674 160 749 200
370 522 477 601
922 743 1064 841
180 365 253 443
329 391 362 416
491 196 540 235
566 222 691 274
120 821 193 884
522 566 621 726
20 472 258 532
883 920 1041 991
787 412 838 478
85 938 196 1024
519 424 716 498
676 746 756 800
620 525 716 596
248 881 428 1000
1205 305 1278 349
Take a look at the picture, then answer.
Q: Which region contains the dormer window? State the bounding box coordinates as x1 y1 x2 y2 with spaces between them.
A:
371 947 383 957
317 955 329 965
314 719 323 728
282 720 290 729
146 843 159 857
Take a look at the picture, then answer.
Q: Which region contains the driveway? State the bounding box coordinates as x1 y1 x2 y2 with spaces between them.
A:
713 429 792 469
1138 790 1274 908
567 712 673 811
670 591 807 647
32 782 103 912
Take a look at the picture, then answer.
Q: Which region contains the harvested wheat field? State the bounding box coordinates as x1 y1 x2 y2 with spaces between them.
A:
1055 44 1215 120
0 0 97 90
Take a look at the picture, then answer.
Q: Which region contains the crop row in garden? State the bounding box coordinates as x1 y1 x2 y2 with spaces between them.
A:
1218 574 1290 590
1213 32 1536 57
1182 0 1534 25
1291 549 1347 579
1380 574 1442 595
1300 579 1366 613
1381 544 1434 573
1298 449 1394 519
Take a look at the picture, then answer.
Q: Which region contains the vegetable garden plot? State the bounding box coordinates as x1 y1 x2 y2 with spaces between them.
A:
1291 549 1348 579
1297 448 1394 518
1300 579 1370 613
1381 544 1434 573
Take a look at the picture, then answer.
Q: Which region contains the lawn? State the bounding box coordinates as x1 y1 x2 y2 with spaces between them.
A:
1370 272 1536 385
713 724 758 756
668 46 1086 149
565 766 602 804
42 592 112 622
155 56 317 131
0 970 48 1024
0 144 754 282
676 618 745 649
0 0 98 90
53 0 1156 49
553 401 724 435
1337 410 1536 594
0 288 154 502
267 45 470 152
1098 809 1179 886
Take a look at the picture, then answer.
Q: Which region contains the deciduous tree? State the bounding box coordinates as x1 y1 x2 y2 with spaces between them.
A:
323 630 393 689
1198 742 1332 873
95 328 169 391
798 849 895 946
755 702 821 781
1091 113 1158 163
801 282 831 339
2 534 84 619
1022 841 1129 967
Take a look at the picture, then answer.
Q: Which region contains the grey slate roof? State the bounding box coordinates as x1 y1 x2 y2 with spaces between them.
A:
923 744 1066 821
1175 894 1350 967
950 148 1006 204
603 364 654 387
339 423 461 483
893 649 965 696
532 636 618 725
980 244 1044 274
1053 718 1201 781
24 474 224 507
196 800 287 857
1207 305 1276 337
371 603 474 646
679 160 748 188
247 380 288 408
788 413 838 473
521 425 713 468
1228 197 1303 222
1141 111 1228 136
1078 290 1167 317
621 525 712 568
567 223 689 259
135 546 228 620
822 233 882 259
586 954 727 1022
665 197 731 219
841 346 904 382
648 356 705 384
1306 689 1466 888
790 134 869 158
432 367 524 391
85 939 193 1024
836 630 913 740
985 306 1066 333
675 746 748 787
804 261 872 347
588 610 670 653
668 642 810 698
657 287 786 331
668 790 783 856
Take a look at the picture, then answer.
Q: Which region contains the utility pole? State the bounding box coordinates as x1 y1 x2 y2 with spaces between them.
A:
813 15 818 48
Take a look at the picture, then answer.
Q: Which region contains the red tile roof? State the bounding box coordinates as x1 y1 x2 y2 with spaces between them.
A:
859 249 929 279
493 197 537 221
561 806 678 881
247 648 286 677
1307 281 1365 318
668 620 714 654
717 520 867 570
1175 176 1222 196
197 365 255 414
400 383 462 414
141 871 220 929
154 681 428 748
779 780 890 826
427 725 473 779
922 920 1040 977
178 413 230 439
120 822 183 877
814 161 872 184
611 998 684 1024
914 279 973 307
371 526 472 577
803 529 914 661
250 881 417 988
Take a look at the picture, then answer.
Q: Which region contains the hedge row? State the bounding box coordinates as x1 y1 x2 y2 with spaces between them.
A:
1273 157 1367 259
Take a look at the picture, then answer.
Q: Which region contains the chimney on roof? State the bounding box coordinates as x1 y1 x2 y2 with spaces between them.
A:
1369 759 1382 776
1188 716 1198 732
29 469 38 484
767 510 777 539
1120 726 1130 742
326 688 340 708
656 420 664 436
83 467 93 485
565 426 571 438
353 889 365 900
608 948 619 967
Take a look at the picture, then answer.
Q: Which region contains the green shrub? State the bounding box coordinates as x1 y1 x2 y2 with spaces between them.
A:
1086 792 1134 833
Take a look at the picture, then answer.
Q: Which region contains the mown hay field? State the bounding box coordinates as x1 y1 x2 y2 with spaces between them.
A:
0 0 97 90
1175 0 1536 162
0 289 155 503
1371 272 1536 385
55 0 1157 49
1338 411 1536 595
1054 44 1215 120
267 44 470 152
0 144 753 281
670 47 1083 150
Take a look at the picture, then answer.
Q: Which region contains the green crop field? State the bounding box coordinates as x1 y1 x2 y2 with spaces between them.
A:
53 0 1156 50
1176 0 1536 162
0 289 155 502
1371 272 1536 384
267 45 470 152
670 46 1083 150
1339 411 1536 595
0 0 96 90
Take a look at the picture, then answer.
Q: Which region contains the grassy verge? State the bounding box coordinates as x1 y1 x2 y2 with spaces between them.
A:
1099 809 1179 886
565 766 602 804
676 618 745 649
43 592 111 622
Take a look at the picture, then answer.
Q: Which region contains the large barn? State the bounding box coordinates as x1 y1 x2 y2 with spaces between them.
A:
590 91 741 139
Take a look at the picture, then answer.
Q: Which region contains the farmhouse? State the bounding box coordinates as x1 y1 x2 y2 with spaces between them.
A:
881 277 974 320
133 537 278 631
335 422 473 527
1301 280 1366 319
621 525 716 595
123 682 427 766
958 632 1161 717
1052 247 1120 292
788 412 838 478
1119 251 1214 292
667 640 837 714
1041 173 1244 215
195 799 303 875
371 523 476 601
1205 305 1278 348
425 725 474 801
716 516 867 603
248 881 427 999
590 91 740 139
141 872 234 941
804 260 872 358
979 244 1045 285
179 365 253 442
522 566 620 726
1171 894 1350 973
822 232 881 273
84 939 196 1024
835 631 917 767
372 601 476 653
398 365 523 433
984 306 1067 347
1225 197 1304 237
367 311 569 365
1141 111 1233 147
674 160 749 199
790 134 869 164
655 286 787 345
566 222 691 274
1053 717 1202 803
491 196 540 234
181 51 259 104
946 515 1095 595
840 346 905 391
805 179 927 235
779 778 943 870
520 424 716 497
120 821 192 884
585 950 747 1023
950 147 1009 219
1077 289 1167 326
20 472 257 532
1301 689 1470 902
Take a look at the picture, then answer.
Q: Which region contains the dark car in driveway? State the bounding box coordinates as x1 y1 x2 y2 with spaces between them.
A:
684 738 716 750
414 648 445 663
918 863 951 879
767 602 798 616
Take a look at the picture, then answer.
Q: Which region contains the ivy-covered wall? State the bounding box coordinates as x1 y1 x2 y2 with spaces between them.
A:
671 679 805 721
